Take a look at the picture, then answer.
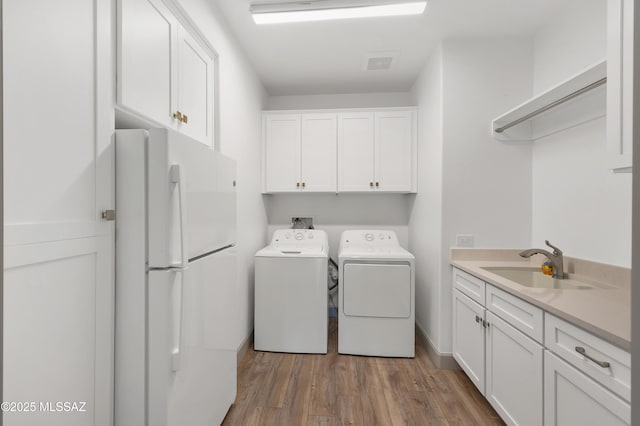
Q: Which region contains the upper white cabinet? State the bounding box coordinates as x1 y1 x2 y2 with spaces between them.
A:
337 110 417 192
301 114 338 192
118 0 214 146
374 110 416 192
607 0 634 172
337 112 375 191
263 108 417 194
262 113 337 192
176 26 214 143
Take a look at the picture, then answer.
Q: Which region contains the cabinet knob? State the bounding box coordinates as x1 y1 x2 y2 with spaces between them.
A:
302 182 306 188
296 182 300 188
370 182 374 187
375 181 380 187
182 114 188 124
173 111 183 121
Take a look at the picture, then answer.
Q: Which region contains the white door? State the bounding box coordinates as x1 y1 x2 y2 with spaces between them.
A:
117 0 177 128
485 312 543 426
452 290 485 394
301 114 337 192
337 112 374 191
263 115 301 192
544 351 630 425
374 111 413 192
176 25 213 146
3 1 114 425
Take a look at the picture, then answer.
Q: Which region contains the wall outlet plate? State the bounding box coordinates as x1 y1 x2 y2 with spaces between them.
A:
456 234 474 247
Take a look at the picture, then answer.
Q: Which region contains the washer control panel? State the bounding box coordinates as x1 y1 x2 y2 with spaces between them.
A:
271 229 327 247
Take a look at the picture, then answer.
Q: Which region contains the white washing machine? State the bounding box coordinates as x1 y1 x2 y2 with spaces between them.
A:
338 230 415 357
254 229 329 354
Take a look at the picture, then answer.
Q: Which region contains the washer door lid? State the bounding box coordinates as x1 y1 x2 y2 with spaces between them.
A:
343 263 411 318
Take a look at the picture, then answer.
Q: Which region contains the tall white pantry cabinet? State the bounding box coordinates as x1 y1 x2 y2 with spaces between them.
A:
3 1 115 426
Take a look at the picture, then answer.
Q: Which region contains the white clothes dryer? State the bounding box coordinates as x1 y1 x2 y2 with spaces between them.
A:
338 230 415 357
254 229 329 354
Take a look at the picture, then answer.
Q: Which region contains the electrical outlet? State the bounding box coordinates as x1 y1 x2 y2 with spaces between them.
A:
456 234 474 247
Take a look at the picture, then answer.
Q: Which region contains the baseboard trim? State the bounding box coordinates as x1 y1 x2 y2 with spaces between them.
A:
236 331 254 364
415 323 459 370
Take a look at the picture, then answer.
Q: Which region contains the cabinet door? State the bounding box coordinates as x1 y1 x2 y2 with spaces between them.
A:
263 115 301 192
301 114 337 192
5 0 114 424
485 312 543 426
374 111 414 192
337 112 375 191
177 25 214 146
606 0 633 171
118 0 177 128
544 351 630 426
452 290 485 394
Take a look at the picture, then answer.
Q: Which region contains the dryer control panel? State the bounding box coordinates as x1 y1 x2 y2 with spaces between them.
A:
340 230 400 248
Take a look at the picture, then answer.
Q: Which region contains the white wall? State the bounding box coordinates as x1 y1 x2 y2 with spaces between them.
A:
267 92 413 110
439 38 533 352
531 0 632 267
176 0 269 349
265 193 411 260
408 45 444 353
409 38 533 355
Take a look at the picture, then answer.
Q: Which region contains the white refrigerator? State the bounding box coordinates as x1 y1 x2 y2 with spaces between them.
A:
114 128 237 426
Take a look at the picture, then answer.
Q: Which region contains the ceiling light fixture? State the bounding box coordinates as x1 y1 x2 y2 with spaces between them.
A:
250 0 427 25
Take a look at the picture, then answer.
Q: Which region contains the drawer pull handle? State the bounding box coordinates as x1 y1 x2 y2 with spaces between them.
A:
575 346 610 368
475 315 481 323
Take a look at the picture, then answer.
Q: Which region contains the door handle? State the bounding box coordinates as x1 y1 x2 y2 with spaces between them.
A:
170 164 189 270
575 347 610 368
171 271 184 371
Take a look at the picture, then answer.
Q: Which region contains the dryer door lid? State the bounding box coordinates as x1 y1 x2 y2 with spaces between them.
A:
343 263 411 318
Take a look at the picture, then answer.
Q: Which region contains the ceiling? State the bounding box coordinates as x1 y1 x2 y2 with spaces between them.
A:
214 0 575 95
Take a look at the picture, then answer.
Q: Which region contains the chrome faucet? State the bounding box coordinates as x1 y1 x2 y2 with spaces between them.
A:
519 240 564 279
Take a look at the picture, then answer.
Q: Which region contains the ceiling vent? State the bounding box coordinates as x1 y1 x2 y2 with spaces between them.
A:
363 52 398 71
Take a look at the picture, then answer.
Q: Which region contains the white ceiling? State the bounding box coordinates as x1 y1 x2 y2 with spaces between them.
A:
215 0 574 95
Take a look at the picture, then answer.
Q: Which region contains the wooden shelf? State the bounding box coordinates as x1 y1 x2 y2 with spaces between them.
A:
492 59 607 141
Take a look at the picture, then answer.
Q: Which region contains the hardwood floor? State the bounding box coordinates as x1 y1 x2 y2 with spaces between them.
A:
223 319 504 425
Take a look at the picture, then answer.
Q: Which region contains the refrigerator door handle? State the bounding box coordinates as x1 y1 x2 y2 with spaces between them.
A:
171 270 184 372
170 164 189 270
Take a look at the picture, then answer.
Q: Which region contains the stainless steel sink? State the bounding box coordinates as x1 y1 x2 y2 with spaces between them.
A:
480 267 598 290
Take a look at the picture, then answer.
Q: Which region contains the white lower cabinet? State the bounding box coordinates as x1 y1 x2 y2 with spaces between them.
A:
485 311 543 426
452 267 630 426
453 286 543 426
452 289 486 393
544 351 630 426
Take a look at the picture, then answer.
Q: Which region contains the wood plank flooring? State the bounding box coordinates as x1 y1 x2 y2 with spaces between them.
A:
223 319 504 425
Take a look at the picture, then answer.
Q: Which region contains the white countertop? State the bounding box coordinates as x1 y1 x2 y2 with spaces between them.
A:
450 249 631 351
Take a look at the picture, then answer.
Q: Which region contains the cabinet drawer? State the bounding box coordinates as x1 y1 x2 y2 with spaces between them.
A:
453 268 485 305
486 284 543 343
545 314 630 402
